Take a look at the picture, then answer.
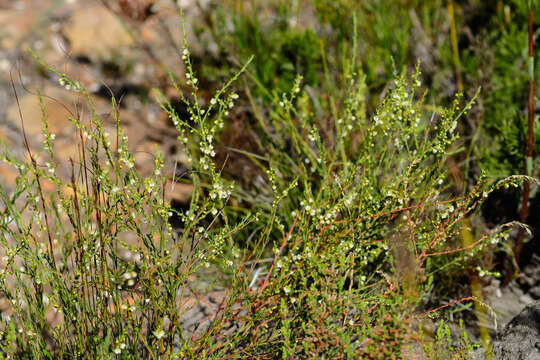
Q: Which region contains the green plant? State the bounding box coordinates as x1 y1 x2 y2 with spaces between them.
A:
461 2 540 181
1 3 535 359
421 319 478 360
0 44 256 357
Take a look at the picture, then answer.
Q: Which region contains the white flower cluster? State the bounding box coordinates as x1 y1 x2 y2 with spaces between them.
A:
182 48 201 88
436 202 455 219
185 71 198 86
113 342 126 354
43 132 56 148
210 180 232 200
292 76 302 94
58 77 81 92
121 270 137 287
199 134 216 158
300 198 317 217
121 157 134 169
144 178 157 194
279 76 302 109
317 206 339 227
153 328 165 339
45 161 55 175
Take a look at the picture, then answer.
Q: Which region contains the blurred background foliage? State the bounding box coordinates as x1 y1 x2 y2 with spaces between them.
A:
190 0 540 186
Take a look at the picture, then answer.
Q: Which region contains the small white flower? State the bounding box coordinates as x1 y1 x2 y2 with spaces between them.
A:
153 329 165 339
210 98 217 105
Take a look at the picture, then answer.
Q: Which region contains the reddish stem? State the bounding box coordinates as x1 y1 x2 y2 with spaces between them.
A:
515 5 535 263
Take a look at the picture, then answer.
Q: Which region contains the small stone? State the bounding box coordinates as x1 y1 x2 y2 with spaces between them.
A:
65 4 133 59
510 283 525 297
7 88 75 138
519 294 534 305
517 274 536 290
529 286 540 300
523 264 539 278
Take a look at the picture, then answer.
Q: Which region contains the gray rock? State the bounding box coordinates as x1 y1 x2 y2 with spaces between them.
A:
511 283 526 297
523 264 539 278
530 286 540 300
491 300 540 359
520 294 535 305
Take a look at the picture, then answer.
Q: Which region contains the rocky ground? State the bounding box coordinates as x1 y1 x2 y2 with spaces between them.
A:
0 1 539 357
479 256 540 359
